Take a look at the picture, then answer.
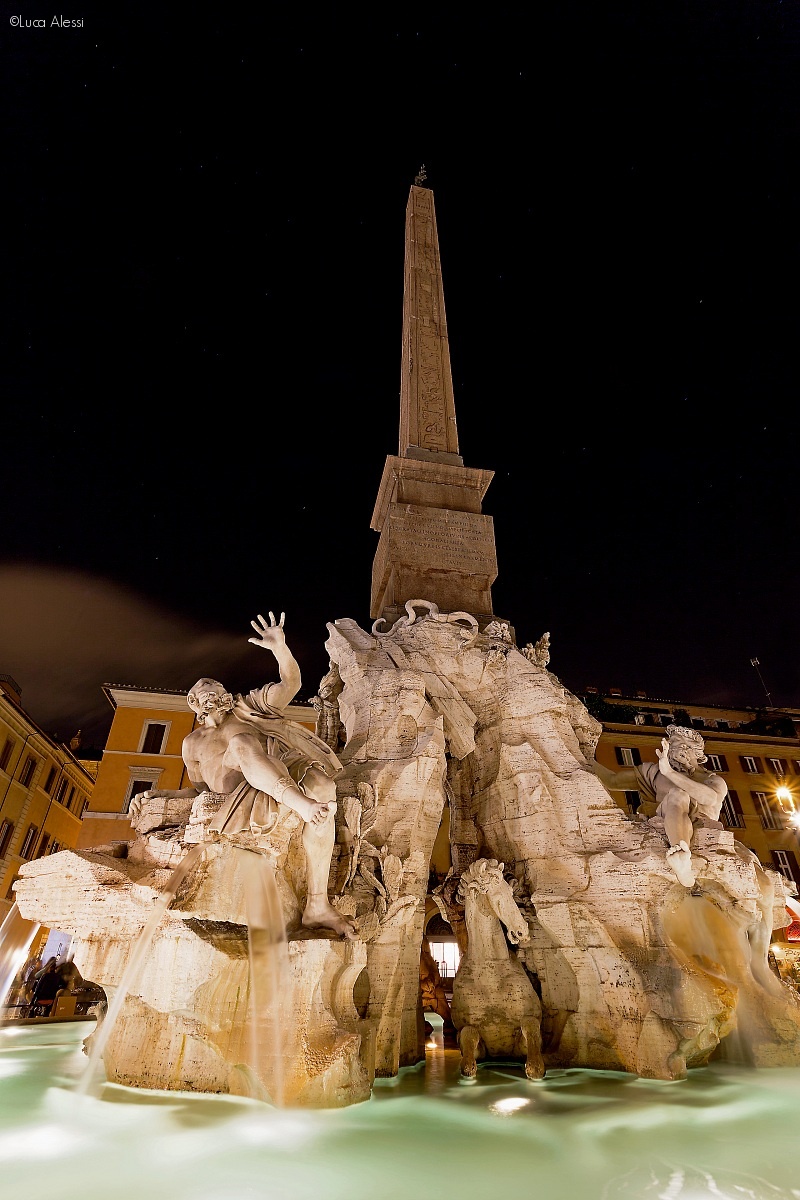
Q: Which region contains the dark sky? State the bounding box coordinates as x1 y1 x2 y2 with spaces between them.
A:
2 3 799 744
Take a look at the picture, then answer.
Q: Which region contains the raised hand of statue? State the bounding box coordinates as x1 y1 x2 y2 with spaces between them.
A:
248 611 287 655
655 738 673 774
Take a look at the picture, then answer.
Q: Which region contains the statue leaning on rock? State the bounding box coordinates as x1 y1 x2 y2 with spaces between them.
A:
129 611 356 938
584 724 727 888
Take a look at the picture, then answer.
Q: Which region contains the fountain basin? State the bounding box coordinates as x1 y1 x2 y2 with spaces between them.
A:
2 1020 800 1200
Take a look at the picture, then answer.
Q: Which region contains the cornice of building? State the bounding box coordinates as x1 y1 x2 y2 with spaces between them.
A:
601 720 799 746
582 689 799 720
103 685 190 712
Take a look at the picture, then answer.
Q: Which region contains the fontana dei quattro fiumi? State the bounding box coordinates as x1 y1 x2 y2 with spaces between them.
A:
3 180 800 1200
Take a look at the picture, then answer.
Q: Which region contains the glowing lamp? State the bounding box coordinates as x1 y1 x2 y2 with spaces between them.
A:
775 785 795 815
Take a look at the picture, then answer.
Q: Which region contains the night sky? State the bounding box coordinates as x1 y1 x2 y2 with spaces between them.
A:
2 4 799 745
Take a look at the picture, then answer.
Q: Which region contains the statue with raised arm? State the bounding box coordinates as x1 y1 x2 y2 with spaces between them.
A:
130 612 356 938
585 724 728 888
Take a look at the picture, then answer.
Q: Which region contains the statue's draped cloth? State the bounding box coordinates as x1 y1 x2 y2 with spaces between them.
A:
209 687 342 835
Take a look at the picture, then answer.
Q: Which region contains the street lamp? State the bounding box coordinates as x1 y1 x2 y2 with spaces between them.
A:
776 785 800 827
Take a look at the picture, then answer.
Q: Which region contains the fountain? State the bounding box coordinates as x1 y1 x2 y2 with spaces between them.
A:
4 181 800 1196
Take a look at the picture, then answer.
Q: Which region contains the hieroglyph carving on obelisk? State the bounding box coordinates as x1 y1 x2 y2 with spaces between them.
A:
399 186 459 459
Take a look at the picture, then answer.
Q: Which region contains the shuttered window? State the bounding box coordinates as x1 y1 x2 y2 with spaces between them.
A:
0 739 13 772
615 747 642 767
18 756 36 787
753 791 782 830
0 820 14 856
19 825 39 858
721 791 745 829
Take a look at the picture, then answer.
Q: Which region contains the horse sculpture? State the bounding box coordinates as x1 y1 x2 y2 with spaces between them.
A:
451 858 544 1079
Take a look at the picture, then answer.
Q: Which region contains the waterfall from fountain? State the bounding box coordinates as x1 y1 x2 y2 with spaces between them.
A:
76 841 205 1096
662 889 789 1066
0 903 40 1010
240 848 291 1106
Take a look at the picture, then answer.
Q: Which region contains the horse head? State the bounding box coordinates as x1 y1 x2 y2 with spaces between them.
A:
457 859 530 946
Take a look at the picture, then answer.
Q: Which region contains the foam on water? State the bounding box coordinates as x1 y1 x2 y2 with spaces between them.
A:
3 1022 800 1200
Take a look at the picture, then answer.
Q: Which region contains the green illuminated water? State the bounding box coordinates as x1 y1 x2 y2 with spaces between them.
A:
2 1020 799 1200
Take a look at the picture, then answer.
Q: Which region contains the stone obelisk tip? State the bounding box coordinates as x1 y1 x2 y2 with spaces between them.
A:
399 184 460 463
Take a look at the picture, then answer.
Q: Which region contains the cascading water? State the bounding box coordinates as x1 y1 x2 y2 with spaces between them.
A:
661 889 796 1068
0 903 40 1011
76 842 205 1096
239 848 291 1106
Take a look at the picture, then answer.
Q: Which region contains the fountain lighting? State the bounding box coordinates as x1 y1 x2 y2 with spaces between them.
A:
490 1096 530 1114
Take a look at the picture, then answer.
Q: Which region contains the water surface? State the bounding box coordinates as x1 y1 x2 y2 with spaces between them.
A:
1 1021 798 1200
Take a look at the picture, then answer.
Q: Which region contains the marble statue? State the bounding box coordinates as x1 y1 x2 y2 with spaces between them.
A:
130 613 355 938
585 725 727 888
521 631 551 668
451 859 544 1079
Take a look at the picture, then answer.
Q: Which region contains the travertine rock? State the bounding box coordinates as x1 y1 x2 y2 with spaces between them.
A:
15 842 371 1106
326 603 800 1080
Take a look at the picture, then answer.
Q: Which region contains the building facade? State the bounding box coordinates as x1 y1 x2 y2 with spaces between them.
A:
0 675 96 916
79 684 318 848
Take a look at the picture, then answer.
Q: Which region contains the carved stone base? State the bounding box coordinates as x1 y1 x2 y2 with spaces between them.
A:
15 847 372 1107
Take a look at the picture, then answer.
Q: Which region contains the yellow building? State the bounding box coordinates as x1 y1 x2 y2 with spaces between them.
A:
0 674 96 917
587 690 800 888
80 683 318 848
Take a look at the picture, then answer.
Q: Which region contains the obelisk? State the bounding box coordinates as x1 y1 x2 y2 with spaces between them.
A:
370 182 497 621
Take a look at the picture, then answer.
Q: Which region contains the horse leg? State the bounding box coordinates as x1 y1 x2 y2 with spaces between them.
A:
519 1018 545 1080
458 1025 483 1078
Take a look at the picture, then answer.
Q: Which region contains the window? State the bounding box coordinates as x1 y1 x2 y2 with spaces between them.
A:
624 790 641 814
793 761 800 776
123 766 162 812
124 778 155 814
741 756 761 774
427 941 460 980
5 874 19 900
49 841 60 854
43 766 57 793
66 786 75 812
55 778 69 805
81 799 89 817
707 754 728 772
0 819 14 857
716 721 729 731
691 717 706 730
19 824 39 858
753 791 782 831
141 722 168 755
36 834 50 858
768 758 788 776
0 739 14 772
18 755 36 787
615 747 642 767
721 792 745 829
659 714 674 727
772 850 800 888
